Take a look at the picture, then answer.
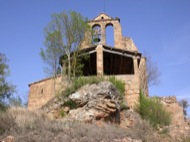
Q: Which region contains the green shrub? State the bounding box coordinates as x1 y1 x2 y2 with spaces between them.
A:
120 101 129 110
64 100 77 109
135 91 171 129
60 110 65 117
108 76 126 110
0 102 8 112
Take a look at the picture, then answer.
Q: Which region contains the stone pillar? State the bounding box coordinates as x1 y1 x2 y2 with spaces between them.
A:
133 56 139 75
113 21 123 48
96 45 104 75
100 24 106 45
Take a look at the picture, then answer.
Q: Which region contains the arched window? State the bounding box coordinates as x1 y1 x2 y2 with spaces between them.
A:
106 23 114 47
92 24 101 45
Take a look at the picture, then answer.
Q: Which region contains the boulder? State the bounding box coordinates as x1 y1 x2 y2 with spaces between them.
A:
68 81 121 122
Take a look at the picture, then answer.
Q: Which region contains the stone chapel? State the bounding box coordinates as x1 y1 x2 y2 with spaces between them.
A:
28 13 148 110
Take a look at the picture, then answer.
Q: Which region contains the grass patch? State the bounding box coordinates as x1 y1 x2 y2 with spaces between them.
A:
108 76 125 100
159 128 169 135
135 91 171 129
182 136 190 142
61 76 104 98
60 110 65 117
61 76 125 99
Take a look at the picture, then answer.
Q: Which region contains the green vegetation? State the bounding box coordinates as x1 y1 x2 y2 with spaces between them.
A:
63 99 77 109
59 110 65 117
61 76 104 97
0 52 16 111
179 99 189 116
135 91 171 129
40 30 62 77
60 76 127 109
159 128 169 135
9 95 22 107
42 11 92 82
61 76 125 98
108 76 127 110
108 76 125 97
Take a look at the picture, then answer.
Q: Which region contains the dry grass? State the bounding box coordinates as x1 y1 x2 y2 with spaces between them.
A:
182 136 190 142
0 107 160 142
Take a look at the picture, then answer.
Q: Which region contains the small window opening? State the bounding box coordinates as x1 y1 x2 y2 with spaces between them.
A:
101 17 104 20
41 89 43 94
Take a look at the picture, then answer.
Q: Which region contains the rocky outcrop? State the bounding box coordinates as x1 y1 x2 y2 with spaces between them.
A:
43 81 122 122
68 81 121 122
1 135 14 142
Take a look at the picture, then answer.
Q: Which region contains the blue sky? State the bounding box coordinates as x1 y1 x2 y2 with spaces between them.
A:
1 0 190 114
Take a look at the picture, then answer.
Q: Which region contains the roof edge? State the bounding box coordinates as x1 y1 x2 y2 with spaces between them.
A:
28 74 61 87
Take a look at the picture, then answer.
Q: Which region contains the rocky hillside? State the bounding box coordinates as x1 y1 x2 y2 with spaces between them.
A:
0 81 190 142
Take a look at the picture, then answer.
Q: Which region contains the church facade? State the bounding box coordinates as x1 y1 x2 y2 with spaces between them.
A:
28 13 148 110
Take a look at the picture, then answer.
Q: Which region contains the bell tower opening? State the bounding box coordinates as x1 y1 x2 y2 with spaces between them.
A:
106 23 114 47
92 24 101 45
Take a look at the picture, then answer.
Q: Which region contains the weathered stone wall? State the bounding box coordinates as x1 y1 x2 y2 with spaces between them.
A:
28 74 140 110
115 75 139 108
28 76 64 110
159 96 186 126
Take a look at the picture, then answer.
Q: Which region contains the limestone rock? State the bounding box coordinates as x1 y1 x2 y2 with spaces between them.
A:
3 136 14 142
68 81 121 122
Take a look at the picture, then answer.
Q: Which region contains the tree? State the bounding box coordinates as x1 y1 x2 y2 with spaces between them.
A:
139 53 160 95
40 30 62 77
0 52 15 110
44 11 91 82
40 30 63 95
146 54 161 86
9 95 22 107
179 99 189 116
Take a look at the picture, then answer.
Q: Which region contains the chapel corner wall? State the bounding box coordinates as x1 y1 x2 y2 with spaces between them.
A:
115 75 140 108
28 76 63 111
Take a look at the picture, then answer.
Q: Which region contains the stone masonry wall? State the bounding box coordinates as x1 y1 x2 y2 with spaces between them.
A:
28 76 63 111
115 75 140 108
159 96 186 126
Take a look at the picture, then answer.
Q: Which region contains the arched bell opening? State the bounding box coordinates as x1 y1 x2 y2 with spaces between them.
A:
106 23 114 47
92 24 101 45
